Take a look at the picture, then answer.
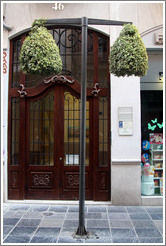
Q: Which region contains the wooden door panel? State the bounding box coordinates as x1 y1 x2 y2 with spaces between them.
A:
59 88 93 200
25 89 58 199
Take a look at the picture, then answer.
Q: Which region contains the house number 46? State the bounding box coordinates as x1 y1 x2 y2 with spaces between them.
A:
52 3 64 11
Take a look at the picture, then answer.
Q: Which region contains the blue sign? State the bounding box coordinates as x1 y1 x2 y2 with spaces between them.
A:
119 121 123 128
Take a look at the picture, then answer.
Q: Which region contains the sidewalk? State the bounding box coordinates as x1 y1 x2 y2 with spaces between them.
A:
3 203 163 244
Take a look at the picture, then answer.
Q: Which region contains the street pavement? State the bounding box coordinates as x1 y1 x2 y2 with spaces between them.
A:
3 203 163 244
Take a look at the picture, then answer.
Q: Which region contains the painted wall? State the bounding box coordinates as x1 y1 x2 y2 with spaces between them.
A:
111 75 141 162
3 2 163 46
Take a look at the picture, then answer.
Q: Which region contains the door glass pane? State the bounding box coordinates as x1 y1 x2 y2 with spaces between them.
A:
11 98 20 165
98 36 108 88
64 91 89 166
12 38 21 88
52 28 93 87
29 91 54 166
99 96 108 166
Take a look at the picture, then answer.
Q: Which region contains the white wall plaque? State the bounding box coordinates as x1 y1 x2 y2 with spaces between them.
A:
118 107 133 135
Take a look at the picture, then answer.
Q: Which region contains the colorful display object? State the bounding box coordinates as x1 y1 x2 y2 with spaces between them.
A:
142 140 150 150
141 153 149 163
141 181 154 195
149 133 163 144
142 165 154 182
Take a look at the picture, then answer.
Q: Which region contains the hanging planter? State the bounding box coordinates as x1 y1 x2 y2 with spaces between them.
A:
109 24 148 77
20 18 62 77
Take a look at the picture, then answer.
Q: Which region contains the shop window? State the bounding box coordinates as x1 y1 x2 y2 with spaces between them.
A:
141 91 163 196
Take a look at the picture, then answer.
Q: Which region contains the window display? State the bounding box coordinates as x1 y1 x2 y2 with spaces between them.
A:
149 133 163 196
141 133 163 196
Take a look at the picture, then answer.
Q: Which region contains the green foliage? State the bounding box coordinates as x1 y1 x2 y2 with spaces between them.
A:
109 24 148 77
20 18 62 76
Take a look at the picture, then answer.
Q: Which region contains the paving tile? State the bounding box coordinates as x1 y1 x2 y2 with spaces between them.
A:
109 220 133 228
87 228 111 238
87 219 109 228
107 206 127 213
149 213 163 220
4 235 31 243
30 205 49 212
108 212 130 220
3 218 20 226
132 220 156 228
85 212 107 220
43 212 65 220
129 212 151 220
139 237 163 243
66 212 79 219
9 204 30 211
49 205 68 212
57 236 84 243
10 226 37 236
126 206 147 213
113 237 139 243
85 237 112 243
145 207 163 214
3 211 18 218
153 220 163 234
39 219 64 227
3 225 13 236
68 206 87 212
22 211 44 219
60 227 78 237
17 219 41 227
30 236 58 243
63 220 78 228
34 227 60 237
111 228 137 238
88 206 106 212
135 228 162 238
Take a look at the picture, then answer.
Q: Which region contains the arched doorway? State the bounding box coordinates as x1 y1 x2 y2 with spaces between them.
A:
8 26 111 200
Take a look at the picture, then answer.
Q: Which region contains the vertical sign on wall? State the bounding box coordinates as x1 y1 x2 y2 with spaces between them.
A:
3 50 7 74
118 107 133 135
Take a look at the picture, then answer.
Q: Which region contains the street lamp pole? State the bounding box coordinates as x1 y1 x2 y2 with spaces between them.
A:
76 16 88 236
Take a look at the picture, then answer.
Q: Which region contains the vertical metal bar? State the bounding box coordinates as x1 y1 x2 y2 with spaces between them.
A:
76 16 88 236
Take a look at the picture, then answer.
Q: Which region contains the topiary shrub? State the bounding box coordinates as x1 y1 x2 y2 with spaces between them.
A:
109 24 148 77
20 18 62 77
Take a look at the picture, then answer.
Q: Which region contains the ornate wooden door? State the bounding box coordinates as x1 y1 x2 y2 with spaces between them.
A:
25 84 93 200
8 27 110 201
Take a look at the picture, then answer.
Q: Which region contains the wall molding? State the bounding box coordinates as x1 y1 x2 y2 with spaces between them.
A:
111 160 140 165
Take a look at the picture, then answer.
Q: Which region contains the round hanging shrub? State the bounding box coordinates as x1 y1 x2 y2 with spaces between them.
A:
109 24 148 77
20 18 62 76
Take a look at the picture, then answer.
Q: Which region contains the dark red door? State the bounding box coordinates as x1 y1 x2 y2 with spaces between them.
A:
25 85 93 200
8 28 111 201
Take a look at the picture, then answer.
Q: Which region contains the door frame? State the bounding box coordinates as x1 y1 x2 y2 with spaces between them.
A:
8 26 111 201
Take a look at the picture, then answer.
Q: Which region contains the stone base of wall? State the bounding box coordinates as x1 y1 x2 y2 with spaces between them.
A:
111 161 141 205
141 196 163 206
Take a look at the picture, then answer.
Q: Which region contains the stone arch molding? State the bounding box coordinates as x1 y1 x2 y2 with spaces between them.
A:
140 25 163 48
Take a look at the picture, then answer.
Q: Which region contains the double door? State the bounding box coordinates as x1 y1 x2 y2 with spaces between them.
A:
13 80 110 201
25 85 94 200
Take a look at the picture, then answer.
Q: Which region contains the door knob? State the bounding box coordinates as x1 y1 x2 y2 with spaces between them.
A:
59 157 63 161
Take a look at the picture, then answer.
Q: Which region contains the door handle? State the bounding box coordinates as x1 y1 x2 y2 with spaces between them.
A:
59 157 63 161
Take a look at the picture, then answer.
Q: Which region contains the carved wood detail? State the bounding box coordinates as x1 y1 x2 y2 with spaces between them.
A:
65 172 89 189
31 172 53 188
11 171 19 189
99 172 107 190
66 173 79 189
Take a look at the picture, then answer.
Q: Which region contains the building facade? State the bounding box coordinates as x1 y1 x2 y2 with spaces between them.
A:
2 2 164 205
